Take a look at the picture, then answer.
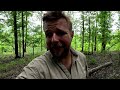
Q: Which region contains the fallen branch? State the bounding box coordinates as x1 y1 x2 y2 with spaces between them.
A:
88 61 113 76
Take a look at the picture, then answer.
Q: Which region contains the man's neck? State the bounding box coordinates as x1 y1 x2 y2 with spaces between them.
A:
60 50 72 71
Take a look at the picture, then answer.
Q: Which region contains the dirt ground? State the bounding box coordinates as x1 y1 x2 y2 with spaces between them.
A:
86 51 120 79
1 51 120 79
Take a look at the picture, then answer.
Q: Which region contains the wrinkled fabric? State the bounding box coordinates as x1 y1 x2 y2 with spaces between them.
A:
16 48 88 79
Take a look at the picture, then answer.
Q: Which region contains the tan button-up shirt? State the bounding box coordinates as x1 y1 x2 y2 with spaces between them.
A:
16 48 88 79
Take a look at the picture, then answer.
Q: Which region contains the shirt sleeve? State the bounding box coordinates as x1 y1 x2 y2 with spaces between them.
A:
16 59 45 79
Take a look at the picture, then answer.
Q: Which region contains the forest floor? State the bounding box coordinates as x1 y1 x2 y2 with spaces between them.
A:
0 51 120 79
86 51 120 79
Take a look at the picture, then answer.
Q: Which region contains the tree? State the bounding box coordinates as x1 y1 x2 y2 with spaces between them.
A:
98 11 112 52
24 11 32 52
22 11 25 57
13 11 19 58
24 11 28 52
81 11 85 52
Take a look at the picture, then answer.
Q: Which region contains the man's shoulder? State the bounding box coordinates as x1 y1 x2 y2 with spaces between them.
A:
28 51 52 66
35 50 52 61
76 51 86 58
72 49 87 65
71 48 86 58
16 51 52 79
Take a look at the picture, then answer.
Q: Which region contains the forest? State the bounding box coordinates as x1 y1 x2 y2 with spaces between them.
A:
0 11 120 79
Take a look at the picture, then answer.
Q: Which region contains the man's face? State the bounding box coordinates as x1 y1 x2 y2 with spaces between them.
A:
44 18 74 59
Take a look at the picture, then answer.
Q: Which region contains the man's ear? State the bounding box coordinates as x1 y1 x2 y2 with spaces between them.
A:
71 31 74 38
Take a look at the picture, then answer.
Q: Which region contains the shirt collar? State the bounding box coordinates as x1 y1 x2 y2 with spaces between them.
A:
70 47 78 57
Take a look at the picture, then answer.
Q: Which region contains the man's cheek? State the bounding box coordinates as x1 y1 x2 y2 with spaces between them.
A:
46 41 51 49
62 39 70 46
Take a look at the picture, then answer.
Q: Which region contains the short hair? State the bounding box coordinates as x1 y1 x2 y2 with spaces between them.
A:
42 11 72 31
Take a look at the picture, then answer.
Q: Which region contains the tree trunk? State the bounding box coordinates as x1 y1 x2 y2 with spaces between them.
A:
13 11 19 58
33 35 34 55
101 17 106 52
22 11 24 57
81 12 85 52
88 61 112 76
18 28 22 57
101 12 107 52
88 17 91 52
94 19 97 52
41 11 43 51
24 11 27 52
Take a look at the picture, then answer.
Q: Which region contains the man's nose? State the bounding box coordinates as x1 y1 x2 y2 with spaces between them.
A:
51 33 59 42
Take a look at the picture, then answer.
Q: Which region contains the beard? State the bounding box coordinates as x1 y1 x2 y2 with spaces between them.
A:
49 42 70 60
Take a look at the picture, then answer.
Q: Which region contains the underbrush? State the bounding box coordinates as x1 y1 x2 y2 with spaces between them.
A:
86 51 120 79
0 51 120 79
0 51 45 79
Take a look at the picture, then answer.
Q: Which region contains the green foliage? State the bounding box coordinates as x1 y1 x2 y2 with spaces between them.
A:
71 34 81 51
97 11 112 52
0 51 45 79
0 45 13 53
89 58 97 65
27 46 46 54
0 11 120 55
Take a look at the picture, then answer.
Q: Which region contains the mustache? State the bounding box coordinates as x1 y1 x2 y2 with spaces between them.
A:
51 43 63 48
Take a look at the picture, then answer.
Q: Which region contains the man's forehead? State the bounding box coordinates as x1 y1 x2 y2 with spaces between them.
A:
43 18 69 31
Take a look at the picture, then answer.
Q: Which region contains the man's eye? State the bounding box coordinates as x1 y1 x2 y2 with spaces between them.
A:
46 32 53 38
56 31 67 36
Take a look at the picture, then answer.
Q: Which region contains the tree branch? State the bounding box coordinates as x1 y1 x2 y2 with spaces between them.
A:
88 61 113 76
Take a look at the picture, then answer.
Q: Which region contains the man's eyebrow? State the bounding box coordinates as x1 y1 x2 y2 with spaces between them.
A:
56 28 67 32
57 29 69 34
45 28 66 32
45 30 50 33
